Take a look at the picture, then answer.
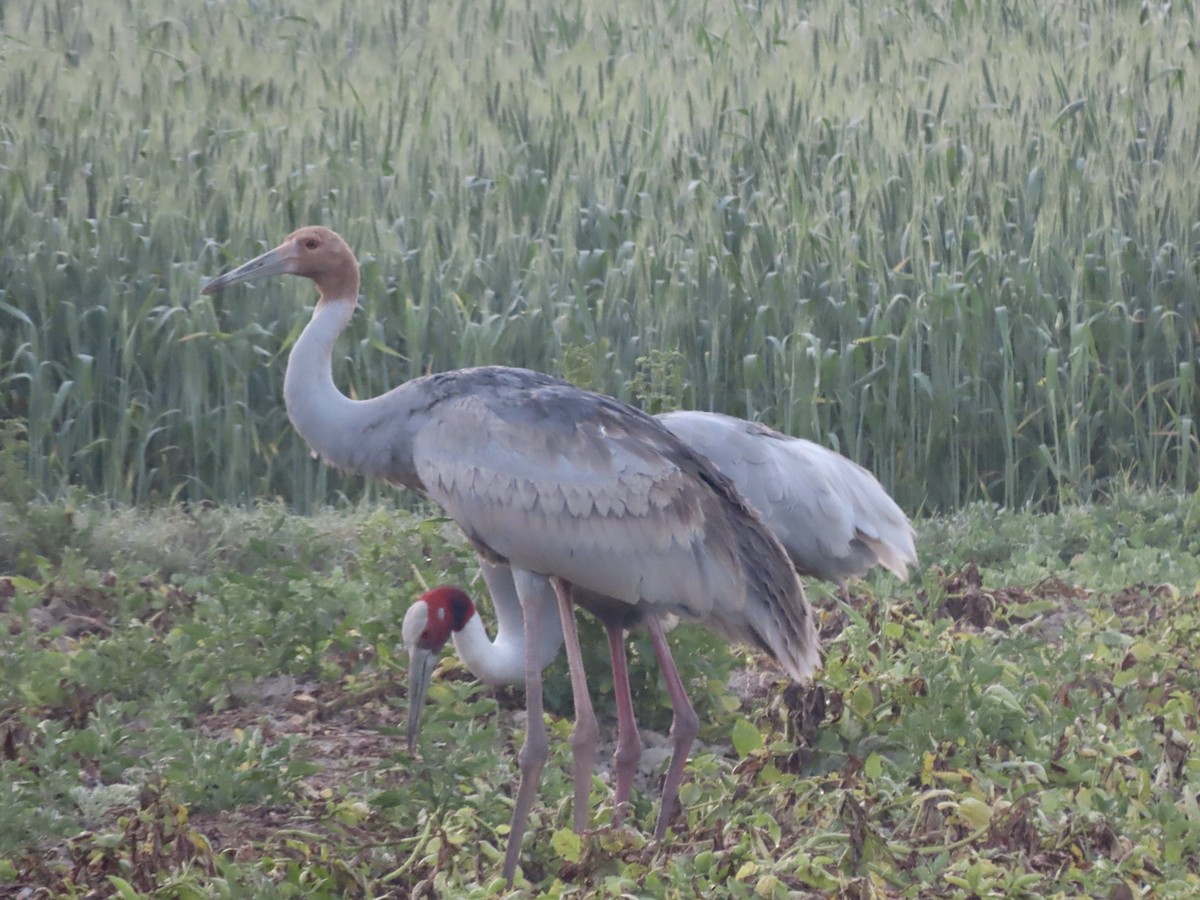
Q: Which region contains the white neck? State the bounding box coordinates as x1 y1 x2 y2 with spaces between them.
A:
458 563 564 685
282 302 567 686
283 300 359 467
282 298 423 483
453 615 527 685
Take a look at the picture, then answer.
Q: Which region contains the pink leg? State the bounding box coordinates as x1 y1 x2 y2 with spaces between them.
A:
605 623 642 827
501 572 552 887
551 577 599 834
646 617 699 841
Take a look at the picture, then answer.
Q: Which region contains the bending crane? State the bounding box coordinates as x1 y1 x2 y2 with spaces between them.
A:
405 416 915 826
201 227 819 885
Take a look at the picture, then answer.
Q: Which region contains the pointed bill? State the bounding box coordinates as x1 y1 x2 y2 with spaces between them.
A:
201 241 298 295
406 646 439 755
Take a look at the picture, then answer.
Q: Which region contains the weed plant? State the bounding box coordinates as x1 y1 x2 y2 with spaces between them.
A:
2 494 1199 894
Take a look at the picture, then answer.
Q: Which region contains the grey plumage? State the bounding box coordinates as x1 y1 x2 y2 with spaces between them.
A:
201 226 819 886
659 411 916 586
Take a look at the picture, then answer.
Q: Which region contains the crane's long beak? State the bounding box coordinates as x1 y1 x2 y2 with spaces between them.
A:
406 646 438 755
201 242 297 295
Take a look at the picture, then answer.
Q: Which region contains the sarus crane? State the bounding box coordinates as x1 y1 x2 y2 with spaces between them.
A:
200 226 819 886
404 416 915 828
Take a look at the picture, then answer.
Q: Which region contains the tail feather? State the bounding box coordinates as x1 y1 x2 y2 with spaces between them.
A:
712 481 821 682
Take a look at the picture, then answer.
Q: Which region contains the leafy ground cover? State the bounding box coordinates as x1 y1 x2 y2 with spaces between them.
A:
3 2 1197 895
2 488 1198 897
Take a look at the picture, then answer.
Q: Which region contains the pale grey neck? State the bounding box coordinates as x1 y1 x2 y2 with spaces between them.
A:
461 563 565 686
454 616 524 685
282 297 426 487
282 299 362 469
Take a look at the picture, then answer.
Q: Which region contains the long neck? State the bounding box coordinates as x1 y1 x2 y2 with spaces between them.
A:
282 297 426 483
459 562 565 686
283 299 363 469
453 616 526 686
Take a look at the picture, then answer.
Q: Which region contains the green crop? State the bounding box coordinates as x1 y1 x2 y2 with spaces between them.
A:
1 0 1196 511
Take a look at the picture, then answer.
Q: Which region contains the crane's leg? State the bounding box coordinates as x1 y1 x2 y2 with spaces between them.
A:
605 623 642 827
646 616 699 841
502 570 553 887
551 577 599 834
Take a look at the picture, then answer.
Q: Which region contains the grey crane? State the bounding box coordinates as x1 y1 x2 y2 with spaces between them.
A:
200 226 819 886
405 415 915 828
656 411 916 588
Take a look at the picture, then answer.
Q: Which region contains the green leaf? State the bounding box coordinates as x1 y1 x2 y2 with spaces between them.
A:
851 685 876 719
106 877 142 900
982 683 1023 715
1113 668 1140 689
5 575 41 594
755 874 782 897
678 782 702 807
370 790 407 809
551 827 582 863
1129 641 1156 663
957 797 993 828
864 752 883 780
731 718 764 757
735 860 757 881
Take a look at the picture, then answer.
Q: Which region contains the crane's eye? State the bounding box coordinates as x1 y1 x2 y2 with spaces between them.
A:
304 238 319 250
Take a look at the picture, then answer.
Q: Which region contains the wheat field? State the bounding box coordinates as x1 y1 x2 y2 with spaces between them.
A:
1 0 1196 511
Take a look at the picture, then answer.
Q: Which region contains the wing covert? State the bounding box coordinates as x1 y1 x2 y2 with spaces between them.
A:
411 388 745 616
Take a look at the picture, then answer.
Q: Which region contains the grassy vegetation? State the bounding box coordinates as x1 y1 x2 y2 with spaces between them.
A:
3 0 1199 894
3 486 1200 896
1 0 1197 510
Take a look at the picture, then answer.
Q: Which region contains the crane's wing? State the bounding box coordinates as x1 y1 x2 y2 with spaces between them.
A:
809 442 918 580
658 411 917 585
410 380 748 622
